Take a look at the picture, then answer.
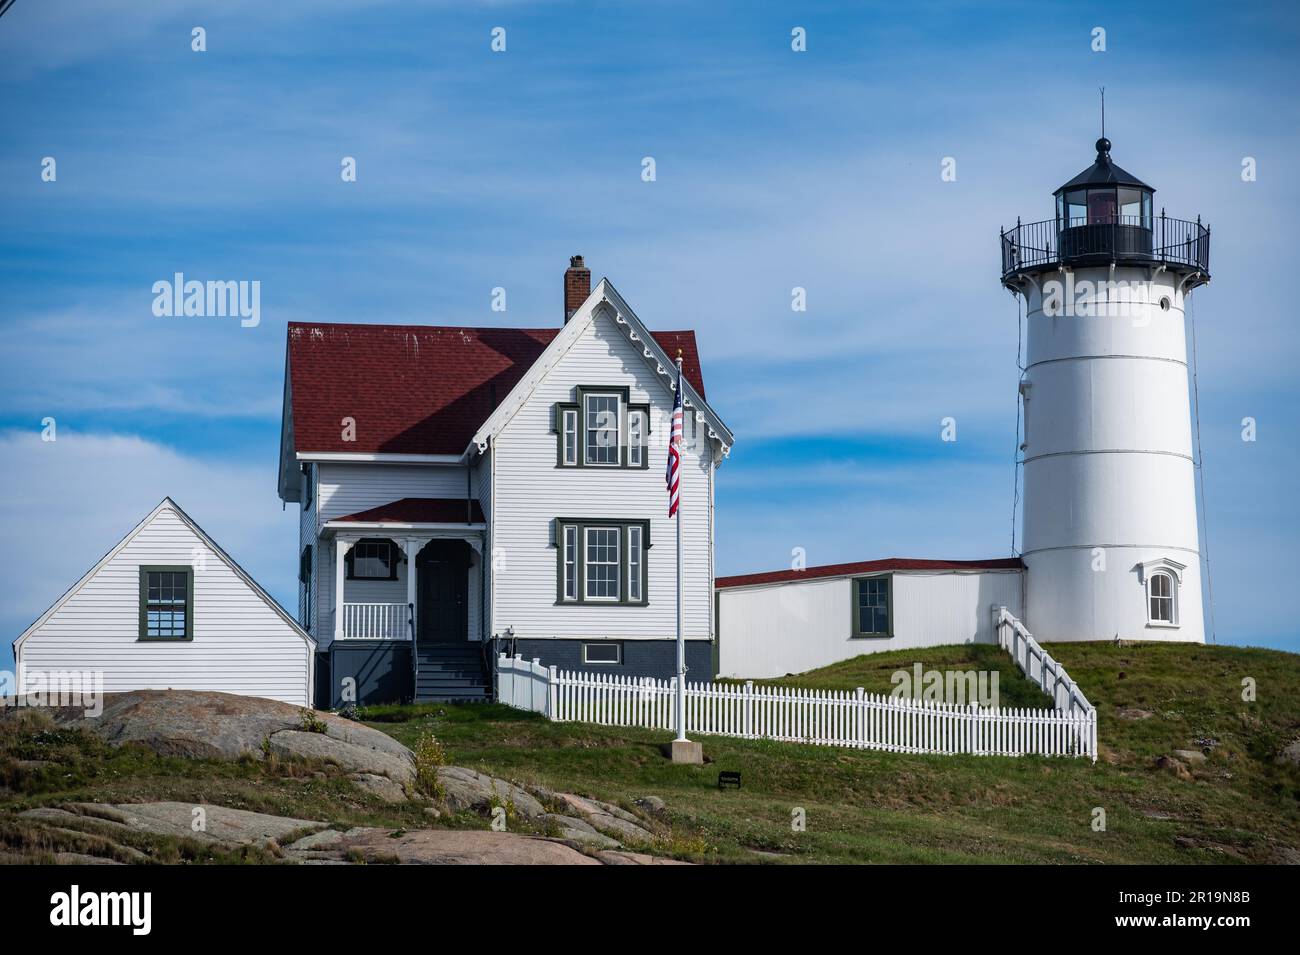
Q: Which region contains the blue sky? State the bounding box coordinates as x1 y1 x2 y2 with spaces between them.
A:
2 0 1298 670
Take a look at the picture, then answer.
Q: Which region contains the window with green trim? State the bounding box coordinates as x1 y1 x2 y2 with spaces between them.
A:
852 576 891 637
553 387 649 469
139 566 193 640
554 518 650 605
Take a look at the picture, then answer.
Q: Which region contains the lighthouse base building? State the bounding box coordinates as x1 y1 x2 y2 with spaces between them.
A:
716 139 1210 679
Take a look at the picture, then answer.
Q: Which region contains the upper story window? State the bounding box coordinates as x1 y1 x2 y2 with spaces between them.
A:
585 392 620 465
852 575 891 637
301 463 313 508
554 386 649 469
554 518 649 606
347 539 398 580
139 566 193 640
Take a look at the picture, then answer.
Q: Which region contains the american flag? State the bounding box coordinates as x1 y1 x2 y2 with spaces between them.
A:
665 361 683 517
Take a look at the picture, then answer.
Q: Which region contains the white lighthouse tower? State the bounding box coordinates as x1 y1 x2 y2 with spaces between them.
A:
1000 138 1210 643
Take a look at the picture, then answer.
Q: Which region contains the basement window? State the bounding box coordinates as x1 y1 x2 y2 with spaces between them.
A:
582 643 622 665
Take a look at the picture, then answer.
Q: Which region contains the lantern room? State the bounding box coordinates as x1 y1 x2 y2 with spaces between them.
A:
999 138 1209 289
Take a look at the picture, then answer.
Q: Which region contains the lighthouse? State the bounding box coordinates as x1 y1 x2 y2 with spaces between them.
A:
1000 139 1210 643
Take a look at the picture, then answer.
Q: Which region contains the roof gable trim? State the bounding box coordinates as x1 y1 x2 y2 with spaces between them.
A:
466 279 733 457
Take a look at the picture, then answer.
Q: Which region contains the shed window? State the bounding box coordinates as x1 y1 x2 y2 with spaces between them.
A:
139 567 193 640
853 576 891 637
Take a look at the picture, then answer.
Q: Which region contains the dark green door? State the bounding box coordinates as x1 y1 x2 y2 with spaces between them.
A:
417 540 469 645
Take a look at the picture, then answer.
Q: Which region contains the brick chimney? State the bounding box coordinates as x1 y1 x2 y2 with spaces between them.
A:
563 255 591 323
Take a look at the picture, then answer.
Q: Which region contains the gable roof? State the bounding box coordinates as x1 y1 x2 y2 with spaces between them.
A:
13 498 314 657
715 557 1025 590
467 278 733 457
283 320 706 460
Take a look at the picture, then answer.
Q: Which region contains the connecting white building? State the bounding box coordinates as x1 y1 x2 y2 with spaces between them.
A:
717 139 1210 678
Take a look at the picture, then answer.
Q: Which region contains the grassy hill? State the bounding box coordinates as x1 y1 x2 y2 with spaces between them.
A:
1 642 1296 864
375 641 1300 864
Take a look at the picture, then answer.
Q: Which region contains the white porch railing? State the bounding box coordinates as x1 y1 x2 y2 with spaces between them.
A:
340 602 410 640
496 653 1097 760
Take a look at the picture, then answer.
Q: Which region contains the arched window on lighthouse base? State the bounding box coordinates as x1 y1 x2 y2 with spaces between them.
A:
1139 558 1186 629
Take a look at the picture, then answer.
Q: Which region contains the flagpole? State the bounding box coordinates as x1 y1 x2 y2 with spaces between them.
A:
674 352 687 744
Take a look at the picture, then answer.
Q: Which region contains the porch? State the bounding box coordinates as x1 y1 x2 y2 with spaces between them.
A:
317 498 490 706
328 532 482 642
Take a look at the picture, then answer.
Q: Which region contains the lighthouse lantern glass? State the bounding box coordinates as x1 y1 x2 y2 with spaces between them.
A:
1065 190 1087 226
1086 189 1117 224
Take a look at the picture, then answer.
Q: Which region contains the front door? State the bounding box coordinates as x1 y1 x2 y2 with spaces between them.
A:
416 540 469 645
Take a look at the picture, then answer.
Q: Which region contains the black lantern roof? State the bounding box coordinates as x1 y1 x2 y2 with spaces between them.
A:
1054 138 1153 195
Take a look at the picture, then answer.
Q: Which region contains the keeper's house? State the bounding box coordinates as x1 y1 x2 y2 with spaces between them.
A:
714 558 1024 679
280 257 733 707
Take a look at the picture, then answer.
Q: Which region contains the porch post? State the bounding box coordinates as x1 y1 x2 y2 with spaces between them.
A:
401 538 422 640
334 537 355 641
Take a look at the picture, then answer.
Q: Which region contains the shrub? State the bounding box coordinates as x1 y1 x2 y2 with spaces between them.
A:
412 730 447 799
299 709 328 734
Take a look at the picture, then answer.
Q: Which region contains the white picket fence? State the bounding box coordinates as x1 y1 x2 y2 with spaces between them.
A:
496 645 1097 760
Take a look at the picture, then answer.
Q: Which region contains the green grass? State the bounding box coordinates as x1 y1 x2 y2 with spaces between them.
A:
2 641 1296 864
374 642 1300 864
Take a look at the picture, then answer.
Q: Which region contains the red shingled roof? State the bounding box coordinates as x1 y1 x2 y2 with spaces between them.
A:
332 497 485 525
286 322 705 456
714 557 1025 590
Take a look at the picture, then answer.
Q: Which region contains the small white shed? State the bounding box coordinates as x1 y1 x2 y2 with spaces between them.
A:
13 498 315 707
715 558 1024 679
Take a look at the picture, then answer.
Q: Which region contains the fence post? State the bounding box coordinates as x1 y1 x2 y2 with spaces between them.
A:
547 665 558 719
744 681 754 738
855 687 865 748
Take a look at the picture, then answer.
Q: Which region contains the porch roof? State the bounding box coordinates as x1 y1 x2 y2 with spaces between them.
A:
332 497 485 526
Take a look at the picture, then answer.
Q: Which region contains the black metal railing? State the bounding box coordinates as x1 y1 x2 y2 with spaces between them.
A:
1000 214 1209 281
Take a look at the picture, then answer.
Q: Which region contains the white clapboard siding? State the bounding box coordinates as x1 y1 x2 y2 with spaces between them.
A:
316 463 470 524
717 570 1025 679
16 500 314 706
491 309 715 641
496 655 1097 760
